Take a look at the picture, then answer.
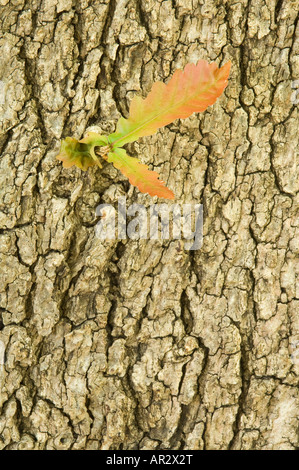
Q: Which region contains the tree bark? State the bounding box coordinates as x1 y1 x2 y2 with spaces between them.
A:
0 0 298 450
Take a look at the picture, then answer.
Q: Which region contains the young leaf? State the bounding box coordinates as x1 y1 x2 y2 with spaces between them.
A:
79 132 109 149
108 148 174 199
108 60 231 148
57 134 109 170
56 137 97 170
56 60 231 199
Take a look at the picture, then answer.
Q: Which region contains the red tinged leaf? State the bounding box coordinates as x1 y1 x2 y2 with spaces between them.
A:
56 60 231 199
108 148 174 199
108 60 231 148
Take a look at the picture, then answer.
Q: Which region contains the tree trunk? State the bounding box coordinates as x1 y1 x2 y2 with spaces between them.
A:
0 0 298 450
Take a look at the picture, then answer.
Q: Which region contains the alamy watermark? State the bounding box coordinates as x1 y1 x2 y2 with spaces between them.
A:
95 197 203 250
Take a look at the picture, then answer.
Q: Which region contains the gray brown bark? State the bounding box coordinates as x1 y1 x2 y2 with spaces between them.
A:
0 0 298 450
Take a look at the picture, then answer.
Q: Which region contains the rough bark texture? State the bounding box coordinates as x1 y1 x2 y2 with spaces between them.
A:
0 0 298 450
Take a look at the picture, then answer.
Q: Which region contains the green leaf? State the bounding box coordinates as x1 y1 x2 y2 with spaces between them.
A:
108 60 231 148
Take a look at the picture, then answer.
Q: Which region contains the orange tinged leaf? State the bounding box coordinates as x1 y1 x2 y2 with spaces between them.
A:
108 148 174 199
56 137 97 171
109 60 231 148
